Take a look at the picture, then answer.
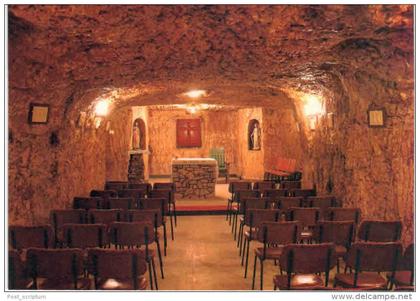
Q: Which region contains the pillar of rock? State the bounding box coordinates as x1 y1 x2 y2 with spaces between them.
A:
127 151 145 183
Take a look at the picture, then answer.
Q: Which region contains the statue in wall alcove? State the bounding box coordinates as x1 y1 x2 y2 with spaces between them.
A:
248 119 261 150
132 118 146 150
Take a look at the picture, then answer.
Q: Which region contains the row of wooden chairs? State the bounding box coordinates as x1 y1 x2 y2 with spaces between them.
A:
9 248 154 290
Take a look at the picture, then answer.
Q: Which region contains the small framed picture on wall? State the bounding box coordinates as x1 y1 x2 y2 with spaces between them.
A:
28 103 50 124
368 108 385 127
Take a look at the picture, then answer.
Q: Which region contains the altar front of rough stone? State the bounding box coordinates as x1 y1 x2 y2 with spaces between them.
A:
172 158 218 199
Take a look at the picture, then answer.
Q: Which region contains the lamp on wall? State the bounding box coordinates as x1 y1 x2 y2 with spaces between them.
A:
92 98 111 129
302 94 325 130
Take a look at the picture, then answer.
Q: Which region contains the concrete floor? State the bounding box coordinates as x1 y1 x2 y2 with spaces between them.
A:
158 215 281 290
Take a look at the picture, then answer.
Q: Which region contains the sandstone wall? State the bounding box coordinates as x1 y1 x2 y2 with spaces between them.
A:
8 89 131 225
236 108 264 180
148 109 239 175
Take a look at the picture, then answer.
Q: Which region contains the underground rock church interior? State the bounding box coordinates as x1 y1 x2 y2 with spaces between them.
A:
6 4 414 291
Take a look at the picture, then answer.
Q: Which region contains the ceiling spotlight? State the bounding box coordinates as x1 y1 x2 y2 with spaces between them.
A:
183 90 207 98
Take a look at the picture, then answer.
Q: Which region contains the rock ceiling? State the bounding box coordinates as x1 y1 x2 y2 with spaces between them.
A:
9 5 413 111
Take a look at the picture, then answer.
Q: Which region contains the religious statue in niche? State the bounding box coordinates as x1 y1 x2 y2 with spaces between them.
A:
248 119 261 150
132 118 146 150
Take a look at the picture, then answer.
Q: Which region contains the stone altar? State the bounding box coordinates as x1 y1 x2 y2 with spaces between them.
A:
172 158 218 199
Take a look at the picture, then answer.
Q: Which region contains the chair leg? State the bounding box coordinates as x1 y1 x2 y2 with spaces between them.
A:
151 258 159 290
251 254 258 290
238 223 243 250
156 240 164 279
163 223 167 256
226 201 230 221
244 239 250 278
234 214 239 241
148 261 154 290
241 237 247 266
231 210 236 234
172 202 177 227
260 258 264 290
169 214 174 241
229 203 233 225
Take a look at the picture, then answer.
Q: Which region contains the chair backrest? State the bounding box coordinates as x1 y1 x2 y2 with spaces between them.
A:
73 196 104 210
402 244 414 270
209 147 226 169
316 221 354 247
228 181 252 193
105 181 128 191
128 209 162 227
138 197 169 216
308 196 338 219
277 197 303 210
326 207 361 224
154 182 175 192
344 242 403 273
280 181 302 190
107 197 135 210
61 223 108 248
128 183 152 193
110 222 155 246
253 181 275 192
279 243 336 288
262 189 288 202
289 189 315 197
8 249 26 289
89 209 123 225
288 207 320 228
117 189 146 201
234 189 260 202
149 189 172 202
357 220 402 242
9 225 55 250
239 197 270 214
244 209 281 228
50 209 86 233
27 248 84 281
90 190 118 198
87 248 147 288
256 221 299 245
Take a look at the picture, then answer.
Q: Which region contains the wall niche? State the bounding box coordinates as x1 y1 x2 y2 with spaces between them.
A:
248 119 261 151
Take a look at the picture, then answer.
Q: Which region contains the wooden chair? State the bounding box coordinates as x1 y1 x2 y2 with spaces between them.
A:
50 209 86 245
109 221 163 287
9 225 55 251
61 223 108 248
274 243 336 290
251 221 299 290
315 221 354 273
88 209 124 227
307 196 338 219
231 190 261 238
87 248 148 290
287 207 320 242
90 190 118 198
237 197 271 250
107 197 135 210
289 189 315 198
9 250 32 289
209 147 229 182
26 248 90 289
326 207 361 224
73 197 104 210
387 243 414 290
143 194 174 241
128 209 168 256
226 181 253 223
117 189 146 203
357 220 402 242
280 181 301 190
334 242 402 290
128 183 152 194
262 189 288 206
253 181 275 193
153 183 177 226
241 209 281 278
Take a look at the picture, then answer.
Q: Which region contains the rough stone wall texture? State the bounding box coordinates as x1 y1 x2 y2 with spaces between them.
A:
105 108 132 181
262 106 311 187
148 109 239 175
236 108 264 180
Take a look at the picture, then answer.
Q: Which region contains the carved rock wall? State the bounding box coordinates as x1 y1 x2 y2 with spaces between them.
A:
236 108 264 179
148 109 239 175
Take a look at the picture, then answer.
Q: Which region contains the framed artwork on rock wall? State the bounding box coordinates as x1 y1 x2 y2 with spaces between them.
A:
28 103 49 124
368 108 385 127
176 118 202 148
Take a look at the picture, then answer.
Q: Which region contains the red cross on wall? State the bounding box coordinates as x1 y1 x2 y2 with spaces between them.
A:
176 119 202 148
